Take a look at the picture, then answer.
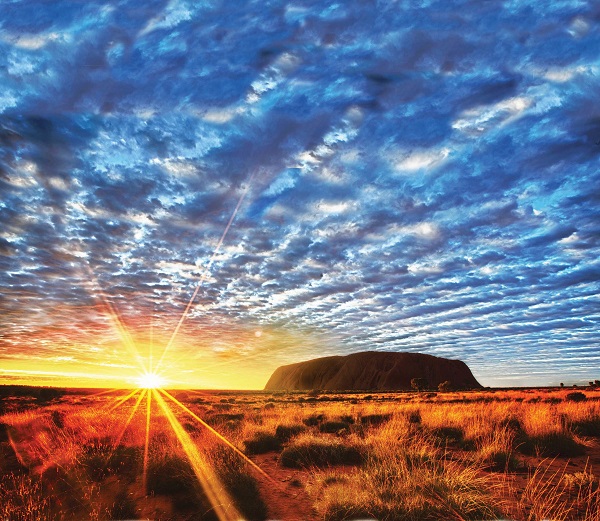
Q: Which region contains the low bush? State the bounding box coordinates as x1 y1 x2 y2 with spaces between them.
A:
566 391 587 402
406 410 422 424
279 436 365 468
310 450 500 521
319 421 350 434
80 439 140 482
206 413 245 425
563 470 598 491
146 454 197 495
302 414 325 426
359 413 392 426
243 432 282 454
275 423 306 441
570 418 600 437
429 426 465 446
517 432 586 457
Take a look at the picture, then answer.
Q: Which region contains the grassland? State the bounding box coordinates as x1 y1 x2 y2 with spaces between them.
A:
1 386 599 520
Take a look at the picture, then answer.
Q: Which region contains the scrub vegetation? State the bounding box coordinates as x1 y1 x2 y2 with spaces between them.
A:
1 386 599 520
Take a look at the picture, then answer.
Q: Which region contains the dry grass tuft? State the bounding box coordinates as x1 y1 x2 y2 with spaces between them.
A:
280 434 366 468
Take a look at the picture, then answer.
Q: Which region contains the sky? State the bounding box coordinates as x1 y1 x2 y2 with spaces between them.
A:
0 0 599 389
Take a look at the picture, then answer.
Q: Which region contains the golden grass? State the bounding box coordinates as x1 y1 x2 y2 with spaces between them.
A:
0 387 599 520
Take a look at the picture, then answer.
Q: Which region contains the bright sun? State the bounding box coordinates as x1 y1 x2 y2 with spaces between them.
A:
136 372 165 389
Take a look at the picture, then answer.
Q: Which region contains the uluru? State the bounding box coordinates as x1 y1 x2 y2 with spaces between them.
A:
264 351 482 391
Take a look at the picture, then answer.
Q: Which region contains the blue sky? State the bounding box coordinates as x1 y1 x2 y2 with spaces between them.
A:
0 0 599 388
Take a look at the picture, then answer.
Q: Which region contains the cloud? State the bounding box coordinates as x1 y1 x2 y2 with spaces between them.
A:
0 0 599 387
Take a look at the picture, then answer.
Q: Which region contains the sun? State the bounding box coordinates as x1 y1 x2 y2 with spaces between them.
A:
136 372 166 389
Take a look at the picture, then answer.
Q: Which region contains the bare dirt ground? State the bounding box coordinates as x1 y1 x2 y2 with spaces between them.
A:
251 453 318 521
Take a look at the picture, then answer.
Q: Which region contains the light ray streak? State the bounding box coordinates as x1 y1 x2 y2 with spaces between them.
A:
155 174 255 373
159 388 275 484
97 297 148 374
152 389 241 521
112 389 145 449
108 388 141 412
82 264 148 375
85 388 123 398
142 389 151 494
107 389 146 466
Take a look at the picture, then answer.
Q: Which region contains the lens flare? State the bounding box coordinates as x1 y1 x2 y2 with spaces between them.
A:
136 372 165 389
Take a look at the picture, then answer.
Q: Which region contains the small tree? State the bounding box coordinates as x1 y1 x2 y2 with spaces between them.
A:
438 380 452 392
411 377 428 392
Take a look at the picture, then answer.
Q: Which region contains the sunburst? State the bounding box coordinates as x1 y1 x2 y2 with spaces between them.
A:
8 170 273 519
135 372 166 389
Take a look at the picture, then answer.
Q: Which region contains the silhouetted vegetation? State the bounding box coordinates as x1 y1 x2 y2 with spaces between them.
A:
438 380 452 392
410 377 429 392
0 385 65 403
565 391 587 402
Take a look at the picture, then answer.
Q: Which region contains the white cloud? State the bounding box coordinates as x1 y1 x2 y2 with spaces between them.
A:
452 96 532 135
4 31 63 50
150 158 198 178
394 147 451 172
139 0 193 36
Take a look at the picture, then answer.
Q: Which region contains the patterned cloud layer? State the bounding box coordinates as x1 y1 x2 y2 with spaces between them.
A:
1 1 599 387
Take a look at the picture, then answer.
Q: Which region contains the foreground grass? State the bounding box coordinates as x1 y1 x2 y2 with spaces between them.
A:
309 428 500 521
1 387 599 520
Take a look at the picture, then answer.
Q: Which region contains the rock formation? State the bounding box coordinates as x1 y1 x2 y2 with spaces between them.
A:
264 351 481 391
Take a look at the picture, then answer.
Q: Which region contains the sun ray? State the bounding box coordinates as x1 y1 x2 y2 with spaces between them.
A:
111 388 146 450
98 297 148 374
85 387 124 398
152 389 242 521
142 389 152 494
155 173 255 373
108 387 141 412
159 388 275 484
82 264 148 375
